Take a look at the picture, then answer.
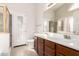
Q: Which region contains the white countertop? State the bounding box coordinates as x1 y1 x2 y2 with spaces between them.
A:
35 33 79 51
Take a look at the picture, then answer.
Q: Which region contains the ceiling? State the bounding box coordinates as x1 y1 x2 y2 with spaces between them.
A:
7 3 37 14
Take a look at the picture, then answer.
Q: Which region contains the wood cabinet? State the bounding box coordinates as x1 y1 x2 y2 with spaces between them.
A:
34 37 55 56
34 36 79 56
56 53 64 56
37 37 44 56
56 44 79 56
44 39 55 56
34 37 44 56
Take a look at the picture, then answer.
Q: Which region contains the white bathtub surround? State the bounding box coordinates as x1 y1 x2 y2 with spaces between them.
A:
35 33 79 51
0 33 10 56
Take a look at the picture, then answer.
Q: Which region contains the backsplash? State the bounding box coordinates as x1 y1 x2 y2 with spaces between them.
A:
47 32 79 40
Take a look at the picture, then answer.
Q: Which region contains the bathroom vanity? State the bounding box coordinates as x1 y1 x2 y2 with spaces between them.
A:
37 3 79 56
34 34 79 56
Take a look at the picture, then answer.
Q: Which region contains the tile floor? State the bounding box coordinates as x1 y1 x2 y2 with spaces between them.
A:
10 46 38 56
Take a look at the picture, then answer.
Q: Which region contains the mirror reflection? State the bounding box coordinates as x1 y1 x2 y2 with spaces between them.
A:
45 3 79 35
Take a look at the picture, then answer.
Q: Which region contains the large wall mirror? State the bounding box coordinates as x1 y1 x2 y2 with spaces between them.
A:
56 3 79 35
46 3 79 35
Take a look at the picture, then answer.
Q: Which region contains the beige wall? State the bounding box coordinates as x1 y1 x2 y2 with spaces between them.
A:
55 4 73 20
35 3 55 33
7 3 37 46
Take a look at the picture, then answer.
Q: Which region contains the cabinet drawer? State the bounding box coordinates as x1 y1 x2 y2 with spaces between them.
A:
45 39 55 49
45 46 55 56
56 44 79 56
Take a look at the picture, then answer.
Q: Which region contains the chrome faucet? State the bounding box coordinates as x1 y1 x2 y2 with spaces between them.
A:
64 34 71 39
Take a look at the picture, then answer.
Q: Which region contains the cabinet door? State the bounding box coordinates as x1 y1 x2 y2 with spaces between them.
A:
56 44 79 56
45 39 55 49
38 43 43 56
37 37 44 56
45 40 55 56
45 46 55 56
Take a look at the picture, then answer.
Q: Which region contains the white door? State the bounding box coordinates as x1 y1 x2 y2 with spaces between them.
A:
12 13 26 46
